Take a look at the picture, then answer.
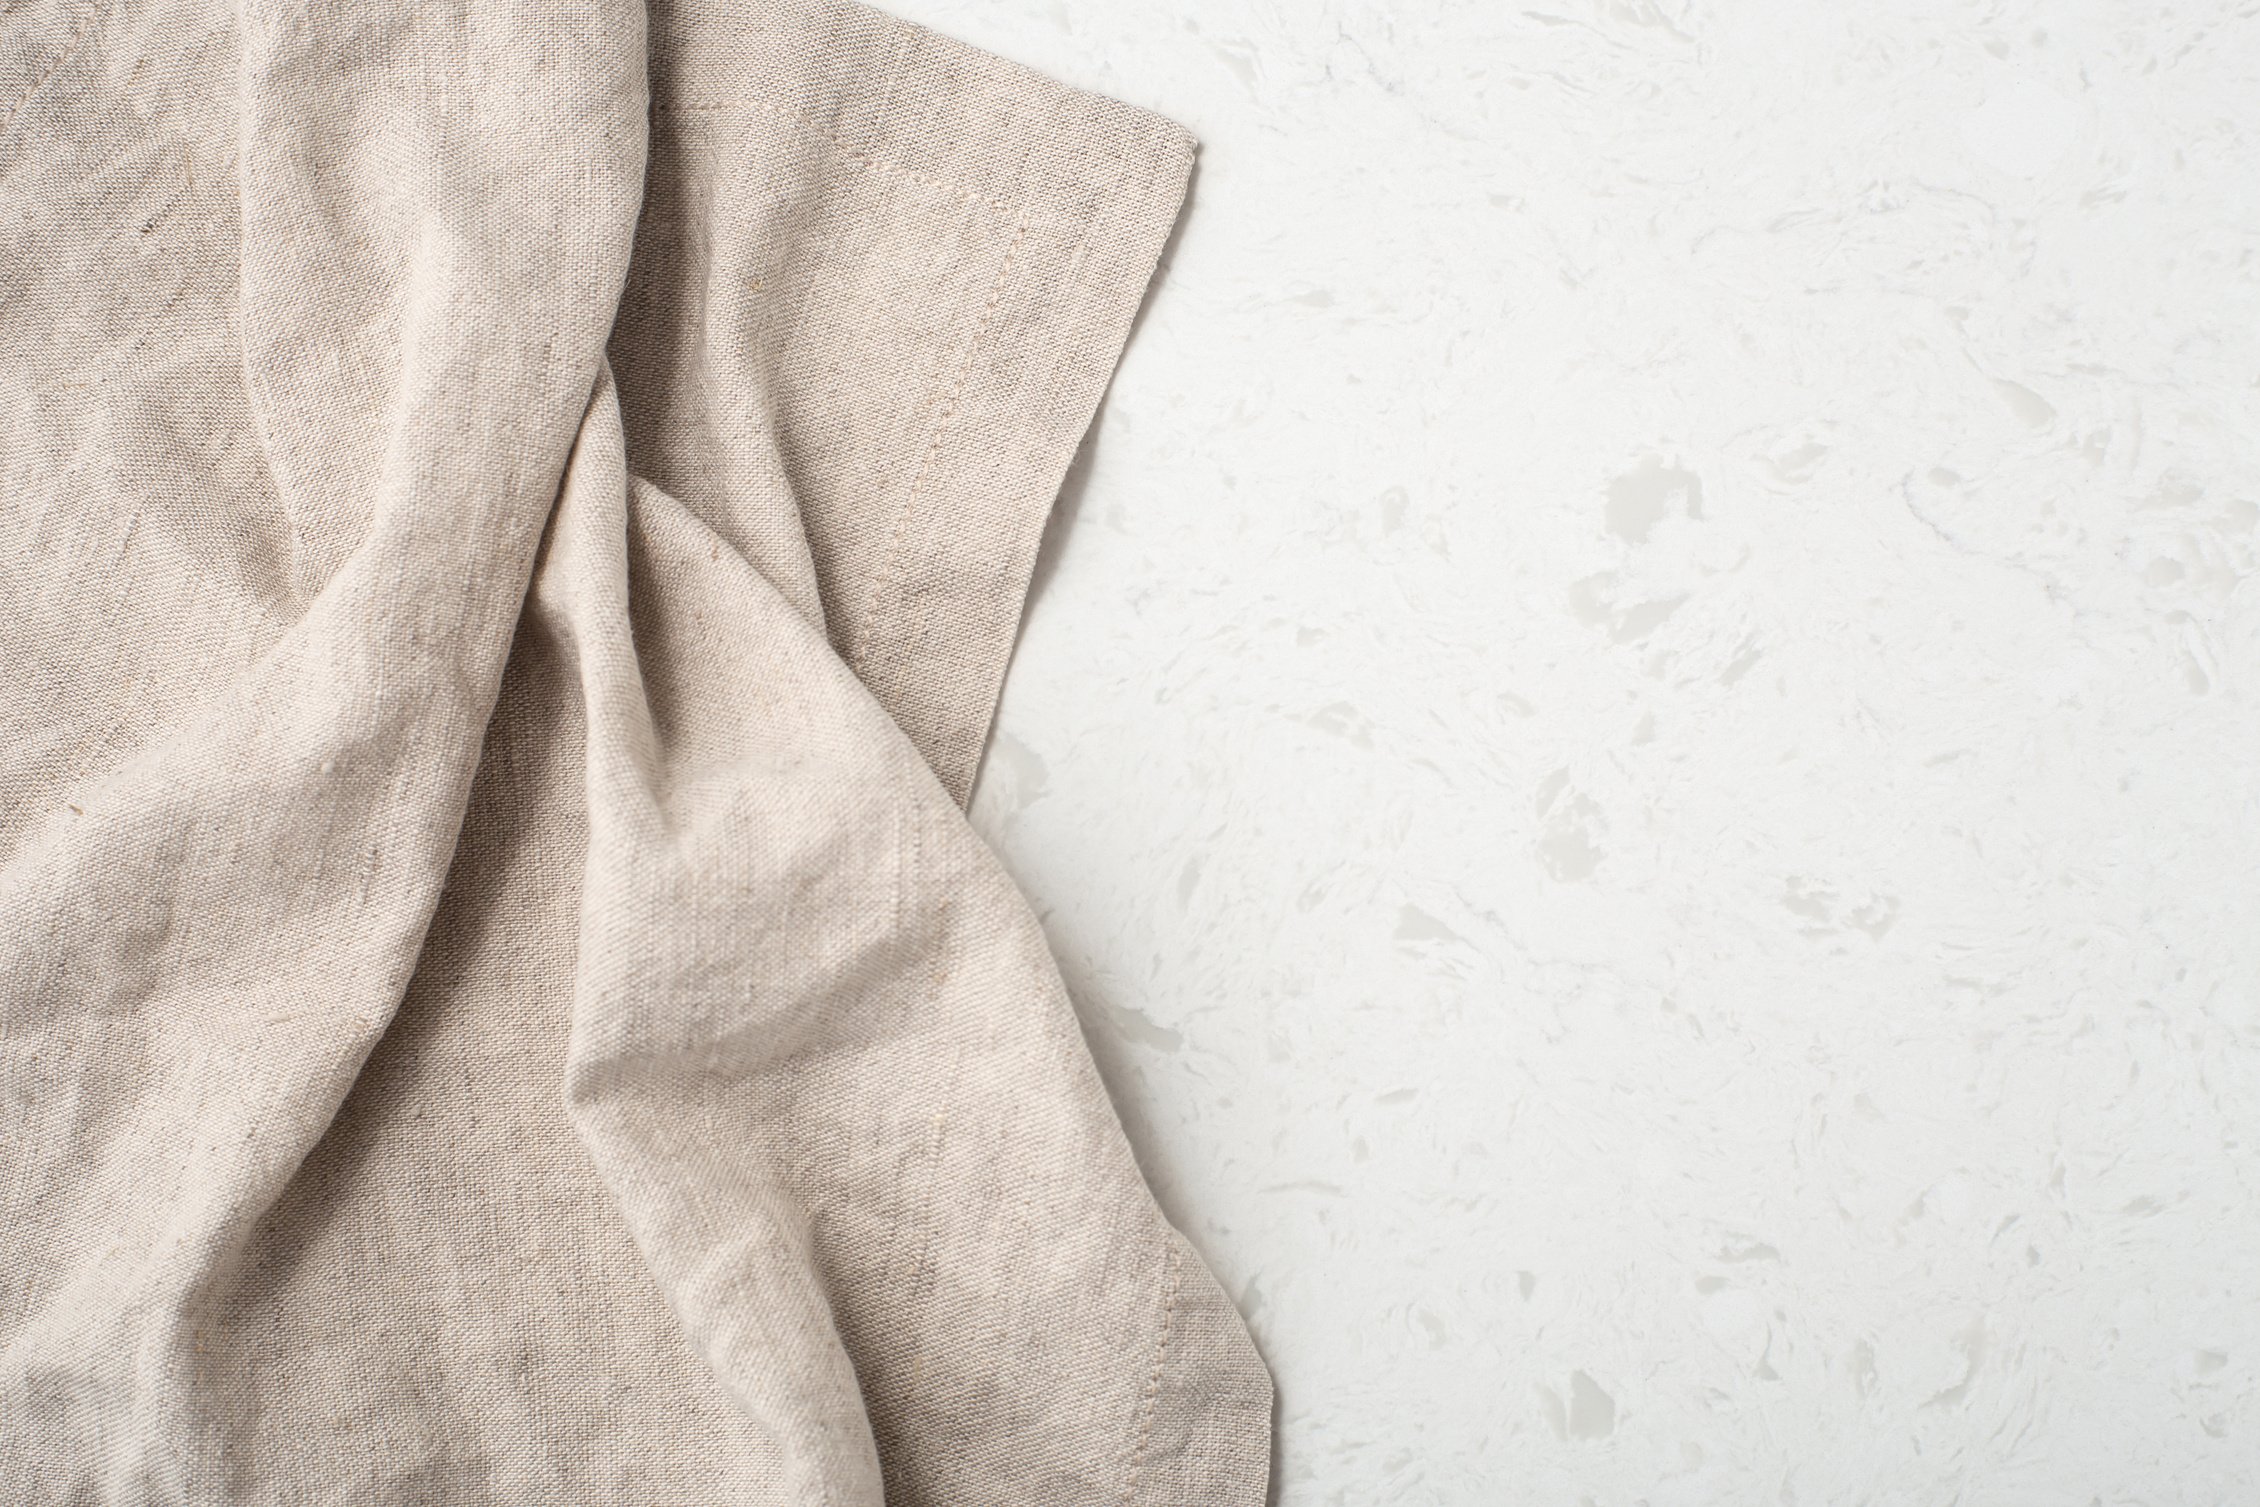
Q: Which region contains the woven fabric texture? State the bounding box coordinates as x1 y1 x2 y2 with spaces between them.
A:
0 0 1271 1499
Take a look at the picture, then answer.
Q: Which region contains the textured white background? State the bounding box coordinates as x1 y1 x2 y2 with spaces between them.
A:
900 2 2260 1501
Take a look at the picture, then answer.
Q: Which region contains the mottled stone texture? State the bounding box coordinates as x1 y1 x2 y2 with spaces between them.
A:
900 2 2260 1502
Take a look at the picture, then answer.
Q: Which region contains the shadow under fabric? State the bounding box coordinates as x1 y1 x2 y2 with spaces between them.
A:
0 0 1269 1500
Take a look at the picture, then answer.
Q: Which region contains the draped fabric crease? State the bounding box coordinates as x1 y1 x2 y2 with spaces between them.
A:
0 0 1271 1499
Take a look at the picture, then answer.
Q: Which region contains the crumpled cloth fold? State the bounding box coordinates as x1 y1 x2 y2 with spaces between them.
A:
0 0 1270 1499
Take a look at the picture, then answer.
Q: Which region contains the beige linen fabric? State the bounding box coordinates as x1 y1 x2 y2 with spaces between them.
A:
0 0 1270 1500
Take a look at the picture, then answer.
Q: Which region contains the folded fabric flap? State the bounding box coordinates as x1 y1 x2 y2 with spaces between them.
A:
554 386 1270 1503
1133 1236 1278 1507
632 0 1197 804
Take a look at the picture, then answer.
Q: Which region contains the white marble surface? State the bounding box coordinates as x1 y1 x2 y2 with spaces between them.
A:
901 2 2260 1500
